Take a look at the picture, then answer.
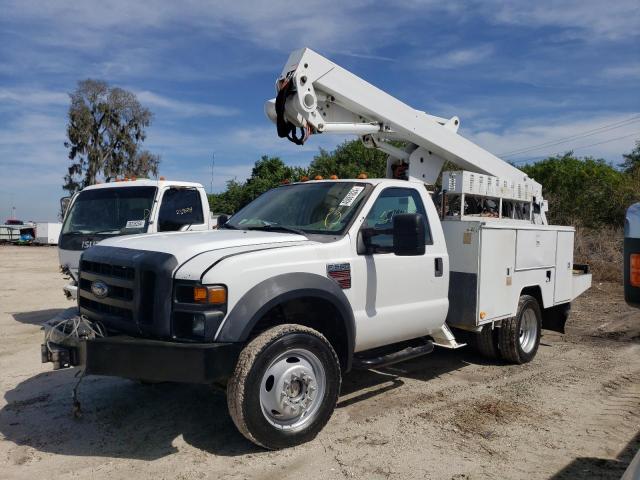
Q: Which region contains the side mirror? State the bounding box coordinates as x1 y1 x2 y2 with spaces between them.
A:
217 214 229 228
60 196 71 218
393 213 426 256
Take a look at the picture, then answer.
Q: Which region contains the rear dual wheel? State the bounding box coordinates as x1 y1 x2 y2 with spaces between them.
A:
498 295 541 364
473 294 542 364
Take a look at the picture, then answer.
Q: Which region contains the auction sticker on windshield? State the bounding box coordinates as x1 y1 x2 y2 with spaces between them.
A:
125 220 145 229
339 186 365 207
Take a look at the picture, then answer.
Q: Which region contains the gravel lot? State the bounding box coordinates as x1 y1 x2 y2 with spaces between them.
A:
0 245 639 479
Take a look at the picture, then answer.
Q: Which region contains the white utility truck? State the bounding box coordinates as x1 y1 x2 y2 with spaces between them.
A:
42 48 591 449
58 179 215 299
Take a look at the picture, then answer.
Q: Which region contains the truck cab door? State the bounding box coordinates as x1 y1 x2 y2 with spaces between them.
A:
350 186 449 351
155 187 208 232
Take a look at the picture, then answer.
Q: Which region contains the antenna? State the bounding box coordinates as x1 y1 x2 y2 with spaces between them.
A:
210 152 215 195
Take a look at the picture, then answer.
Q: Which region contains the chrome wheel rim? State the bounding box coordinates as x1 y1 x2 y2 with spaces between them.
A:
519 308 538 353
259 348 326 431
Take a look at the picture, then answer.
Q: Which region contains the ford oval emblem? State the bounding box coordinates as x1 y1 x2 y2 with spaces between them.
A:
91 280 109 298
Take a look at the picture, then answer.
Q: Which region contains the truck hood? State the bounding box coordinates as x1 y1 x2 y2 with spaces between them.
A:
95 229 310 265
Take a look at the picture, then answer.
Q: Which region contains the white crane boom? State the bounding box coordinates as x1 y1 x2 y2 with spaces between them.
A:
265 48 547 225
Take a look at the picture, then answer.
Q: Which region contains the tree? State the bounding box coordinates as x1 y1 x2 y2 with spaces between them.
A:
521 153 638 228
63 79 159 193
309 139 388 179
124 150 160 179
620 140 640 174
208 156 305 214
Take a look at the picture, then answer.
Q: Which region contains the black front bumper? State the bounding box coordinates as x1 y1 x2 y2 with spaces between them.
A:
43 336 241 384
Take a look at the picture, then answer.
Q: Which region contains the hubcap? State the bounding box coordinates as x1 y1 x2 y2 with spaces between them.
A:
519 308 538 353
259 348 326 431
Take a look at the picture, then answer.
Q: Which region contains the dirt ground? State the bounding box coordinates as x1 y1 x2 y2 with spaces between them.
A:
0 245 639 480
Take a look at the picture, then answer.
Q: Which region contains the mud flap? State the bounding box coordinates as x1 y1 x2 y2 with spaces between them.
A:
541 303 571 334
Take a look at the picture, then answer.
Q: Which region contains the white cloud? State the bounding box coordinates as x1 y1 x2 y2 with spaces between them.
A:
484 0 640 41
135 91 239 117
0 88 68 107
423 44 494 69
602 64 640 80
1 1 411 54
0 113 66 149
465 112 640 163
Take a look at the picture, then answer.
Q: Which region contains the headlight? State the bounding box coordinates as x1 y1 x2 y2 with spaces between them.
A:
173 283 227 341
193 285 227 304
176 284 227 305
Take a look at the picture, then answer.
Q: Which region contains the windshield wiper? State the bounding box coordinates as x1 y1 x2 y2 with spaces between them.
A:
246 224 307 236
92 229 123 235
219 223 238 230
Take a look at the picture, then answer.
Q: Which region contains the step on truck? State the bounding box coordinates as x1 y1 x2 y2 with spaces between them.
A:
42 48 592 449
58 179 220 300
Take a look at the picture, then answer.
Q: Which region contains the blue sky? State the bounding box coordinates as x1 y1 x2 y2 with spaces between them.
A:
1 0 639 221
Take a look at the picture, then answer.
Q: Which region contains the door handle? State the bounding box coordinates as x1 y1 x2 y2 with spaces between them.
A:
435 257 443 277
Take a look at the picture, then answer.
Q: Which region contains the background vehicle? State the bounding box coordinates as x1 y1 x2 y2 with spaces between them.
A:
34 222 62 245
624 203 640 307
43 48 591 449
58 179 214 299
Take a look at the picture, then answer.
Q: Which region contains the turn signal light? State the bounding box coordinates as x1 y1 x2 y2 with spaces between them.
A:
357 172 368 179
631 254 640 287
193 286 227 304
329 174 338 179
314 175 324 180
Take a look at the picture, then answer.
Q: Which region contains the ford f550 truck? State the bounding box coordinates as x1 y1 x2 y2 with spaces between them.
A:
42 48 591 449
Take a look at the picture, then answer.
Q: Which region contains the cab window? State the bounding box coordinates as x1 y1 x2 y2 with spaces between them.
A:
364 187 432 251
158 188 204 232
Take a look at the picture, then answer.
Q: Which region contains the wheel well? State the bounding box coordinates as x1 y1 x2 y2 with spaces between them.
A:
520 286 543 309
250 296 350 371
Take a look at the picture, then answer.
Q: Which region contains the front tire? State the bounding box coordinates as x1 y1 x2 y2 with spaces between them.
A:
227 324 341 449
498 295 542 364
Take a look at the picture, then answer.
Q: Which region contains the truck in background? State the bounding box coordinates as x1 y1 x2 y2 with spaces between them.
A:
624 203 640 307
59 179 216 299
35 222 62 245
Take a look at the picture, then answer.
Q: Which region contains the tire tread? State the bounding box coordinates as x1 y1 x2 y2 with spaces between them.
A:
227 324 339 449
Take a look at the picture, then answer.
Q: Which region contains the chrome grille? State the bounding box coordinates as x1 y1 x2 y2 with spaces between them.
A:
78 260 136 324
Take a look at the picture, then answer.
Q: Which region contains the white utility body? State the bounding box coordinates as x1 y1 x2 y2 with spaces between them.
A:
58 179 213 299
41 48 591 450
266 47 590 338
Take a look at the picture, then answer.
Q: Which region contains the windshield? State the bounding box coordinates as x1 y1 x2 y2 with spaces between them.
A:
62 186 157 235
226 182 370 235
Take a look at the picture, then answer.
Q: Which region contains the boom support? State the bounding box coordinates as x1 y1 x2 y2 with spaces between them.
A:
265 48 547 225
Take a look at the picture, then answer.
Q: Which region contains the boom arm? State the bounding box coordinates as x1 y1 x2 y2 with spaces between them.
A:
265 48 547 224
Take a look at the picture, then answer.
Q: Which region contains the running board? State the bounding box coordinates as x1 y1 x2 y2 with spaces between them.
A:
431 324 467 349
353 340 434 369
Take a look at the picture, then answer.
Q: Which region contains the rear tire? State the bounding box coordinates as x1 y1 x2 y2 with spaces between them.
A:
473 324 501 360
227 324 341 449
498 295 541 364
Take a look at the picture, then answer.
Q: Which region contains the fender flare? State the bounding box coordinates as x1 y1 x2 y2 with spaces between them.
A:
216 272 356 370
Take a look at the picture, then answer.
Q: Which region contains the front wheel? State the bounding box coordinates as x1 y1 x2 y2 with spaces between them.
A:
227 324 341 449
498 295 542 364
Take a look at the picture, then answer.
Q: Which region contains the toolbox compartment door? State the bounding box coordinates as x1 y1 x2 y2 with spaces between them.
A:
479 228 516 321
554 231 574 303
